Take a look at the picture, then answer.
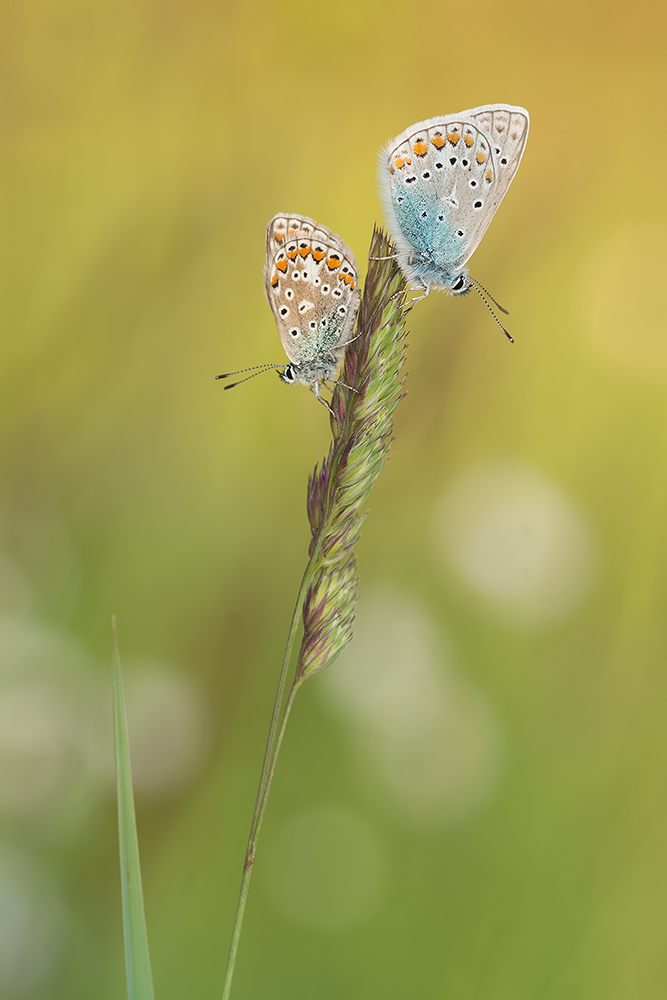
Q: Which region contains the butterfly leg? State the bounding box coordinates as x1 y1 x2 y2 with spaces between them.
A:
390 280 430 307
337 329 364 349
405 279 430 305
331 378 359 394
311 380 335 416
368 240 398 262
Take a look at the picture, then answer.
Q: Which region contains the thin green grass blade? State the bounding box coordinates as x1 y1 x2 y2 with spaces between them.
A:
113 616 156 1000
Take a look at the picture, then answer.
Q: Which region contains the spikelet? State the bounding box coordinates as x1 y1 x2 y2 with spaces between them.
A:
295 226 411 680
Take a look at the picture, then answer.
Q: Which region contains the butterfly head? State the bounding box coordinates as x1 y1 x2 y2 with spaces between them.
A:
277 351 343 388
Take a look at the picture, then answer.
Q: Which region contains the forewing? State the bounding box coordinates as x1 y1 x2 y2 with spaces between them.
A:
265 214 360 365
381 104 529 267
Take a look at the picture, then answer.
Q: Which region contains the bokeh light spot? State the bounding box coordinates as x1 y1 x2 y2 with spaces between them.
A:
124 663 212 798
0 846 67 997
0 618 110 830
322 591 503 829
433 463 595 627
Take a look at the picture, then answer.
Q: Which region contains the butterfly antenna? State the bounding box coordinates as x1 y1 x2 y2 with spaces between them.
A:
467 277 514 343
216 364 283 390
468 275 509 315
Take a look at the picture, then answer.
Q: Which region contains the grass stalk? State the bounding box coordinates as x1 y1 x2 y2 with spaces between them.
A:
222 226 411 1000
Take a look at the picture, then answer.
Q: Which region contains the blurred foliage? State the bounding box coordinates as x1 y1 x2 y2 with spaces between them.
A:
1 0 667 997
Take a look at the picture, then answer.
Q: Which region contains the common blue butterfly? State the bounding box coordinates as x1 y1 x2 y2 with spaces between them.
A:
217 214 360 408
379 104 529 335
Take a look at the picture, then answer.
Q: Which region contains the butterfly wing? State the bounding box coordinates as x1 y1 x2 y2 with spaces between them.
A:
265 214 360 369
380 104 529 281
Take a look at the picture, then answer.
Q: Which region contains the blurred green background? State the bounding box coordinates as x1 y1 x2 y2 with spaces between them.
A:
2 0 667 997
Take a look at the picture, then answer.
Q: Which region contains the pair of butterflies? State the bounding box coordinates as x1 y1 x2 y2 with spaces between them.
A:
218 103 530 403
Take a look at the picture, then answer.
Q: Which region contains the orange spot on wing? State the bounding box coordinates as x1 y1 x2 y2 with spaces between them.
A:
405 157 411 164
463 134 474 148
476 150 486 163
390 164 395 174
274 232 285 243
486 168 493 181
413 140 428 156
326 256 341 270
271 271 278 287
276 259 288 272
395 157 404 168
431 134 446 148
447 132 460 145
343 273 354 285
286 249 298 260
312 248 326 261
298 246 310 258
288 229 297 236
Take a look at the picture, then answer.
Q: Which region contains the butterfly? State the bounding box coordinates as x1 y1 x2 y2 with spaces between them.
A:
217 214 360 408
379 104 529 338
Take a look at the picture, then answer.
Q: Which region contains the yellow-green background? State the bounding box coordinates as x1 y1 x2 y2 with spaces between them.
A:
2 0 667 997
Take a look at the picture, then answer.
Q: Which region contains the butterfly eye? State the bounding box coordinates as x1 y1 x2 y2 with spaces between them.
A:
452 276 466 291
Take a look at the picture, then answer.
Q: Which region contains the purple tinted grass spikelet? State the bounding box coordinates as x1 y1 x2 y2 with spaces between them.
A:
296 225 411 680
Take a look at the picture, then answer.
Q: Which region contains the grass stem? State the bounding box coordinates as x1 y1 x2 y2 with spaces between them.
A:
221 227 410 999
